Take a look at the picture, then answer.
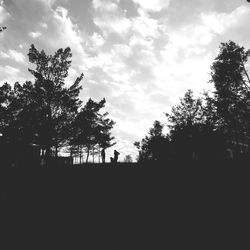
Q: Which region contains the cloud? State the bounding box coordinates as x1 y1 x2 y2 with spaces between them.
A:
168 24 214 49
0 49 25 63
201 6 250 35
51 6 85 55
29 31 42 38
0 65 20 74
0 51 9 58
0 65 25 85
89 32 105 48
40 22 48 29
0 2 9 23
92 0 132 37
93 15 132 37
8 49 26 63
92 0 120 12
132 0 171 12
37 0 57 7
1 0 250 160
131 10 165 39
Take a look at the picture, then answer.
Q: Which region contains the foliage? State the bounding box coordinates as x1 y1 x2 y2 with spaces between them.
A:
210 41 250 154
70 98 115 163
0 44 116 166
124 155 133 163
134 120 167 162
27 44 83 156
134 41 250 163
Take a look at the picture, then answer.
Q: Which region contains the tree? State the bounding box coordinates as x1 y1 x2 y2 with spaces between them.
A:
0 81 44 166
165 89 225 161
210 41 250 156
27 44 83 157
95 109 116 162
134 120 167 162
166 90 204 130
0 44 84 167
124 155 133 163
70 98 115 163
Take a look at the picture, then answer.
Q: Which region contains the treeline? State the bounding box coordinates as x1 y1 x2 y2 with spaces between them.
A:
0 45 115 167
135 41 250 164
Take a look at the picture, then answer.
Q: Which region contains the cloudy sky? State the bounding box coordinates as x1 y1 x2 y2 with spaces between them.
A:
1 0 250 161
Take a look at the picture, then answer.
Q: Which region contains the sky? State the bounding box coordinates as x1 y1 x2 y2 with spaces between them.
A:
1 0 250 161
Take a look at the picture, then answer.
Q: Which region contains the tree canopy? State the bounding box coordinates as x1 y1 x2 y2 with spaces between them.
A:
0 44 116 167
70 98 115 163
135 40 250 163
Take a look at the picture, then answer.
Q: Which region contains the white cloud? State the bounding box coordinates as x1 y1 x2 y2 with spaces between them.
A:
94 15 131 37
29 31 42 38
131 11 164 39
154 43 214 107
0 49 25 63
201 6 250 35
52 6 85 56
38 0 57 7
92 0 132 37
168 24 214 49
8 49 26 63
92 0 120 12
41 22 48 29
85 44 132 82
90 32 105 48
0 65 21 84
0 4 9 23
0 51 10 59
3 65 20 74
132 0 171 12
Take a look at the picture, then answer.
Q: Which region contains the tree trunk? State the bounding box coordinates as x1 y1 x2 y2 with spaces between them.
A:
45 146 51 167
86 147 90 163
80 150 82 165
98 145 101 164
92 147 95 163
70 149 73 166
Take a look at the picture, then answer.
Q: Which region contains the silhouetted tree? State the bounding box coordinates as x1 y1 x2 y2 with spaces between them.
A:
165 90 226 161
95 110 116 162
210 41 250 156
0 81 43 166
27 44 83 157
133 41 250 164
166 90 204 161
135 120 167 162
124 155 133 163
70 98 115 163
166 90 204 130
0 45 84 167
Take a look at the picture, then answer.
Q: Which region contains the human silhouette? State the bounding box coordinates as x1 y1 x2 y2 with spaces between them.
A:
114 150 120 163
101 148 106 163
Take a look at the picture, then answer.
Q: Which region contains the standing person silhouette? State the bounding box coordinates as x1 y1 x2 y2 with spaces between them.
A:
101 148 106 163
114 150 120 163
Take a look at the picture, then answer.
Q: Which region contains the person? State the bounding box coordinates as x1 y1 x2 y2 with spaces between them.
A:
114 150 120 163
101 148 106 163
